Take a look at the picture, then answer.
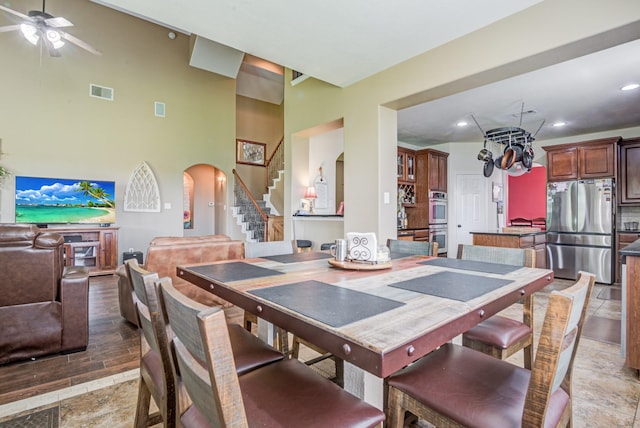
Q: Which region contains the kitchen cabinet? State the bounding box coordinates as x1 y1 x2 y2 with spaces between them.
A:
620 240 640 375
428 150 448 192
543 137 620 182
618 232 640 282
470 231 547 269
618 137 640 205
397 147 415 183
408 149 449 229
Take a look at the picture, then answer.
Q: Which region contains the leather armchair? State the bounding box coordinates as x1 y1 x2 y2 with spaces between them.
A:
0 224 90 364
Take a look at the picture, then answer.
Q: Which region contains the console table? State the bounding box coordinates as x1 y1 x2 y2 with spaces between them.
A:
48 226 119 276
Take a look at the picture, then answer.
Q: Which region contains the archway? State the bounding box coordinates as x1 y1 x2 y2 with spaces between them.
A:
183 164 227 236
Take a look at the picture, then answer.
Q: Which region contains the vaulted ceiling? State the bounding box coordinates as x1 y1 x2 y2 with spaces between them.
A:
91 1 640 146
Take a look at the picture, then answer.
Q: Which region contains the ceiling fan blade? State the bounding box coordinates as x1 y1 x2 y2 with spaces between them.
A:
60 32 101 55
45 16 73 28
0 24 21 33
0 4 31 21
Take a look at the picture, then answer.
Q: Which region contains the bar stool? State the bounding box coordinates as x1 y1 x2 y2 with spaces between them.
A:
296 239 312 252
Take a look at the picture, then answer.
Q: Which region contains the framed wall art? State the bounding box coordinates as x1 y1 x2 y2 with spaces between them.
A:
236 139 266 166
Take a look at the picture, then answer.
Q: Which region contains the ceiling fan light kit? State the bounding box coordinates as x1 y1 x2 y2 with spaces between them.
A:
0 1 100 56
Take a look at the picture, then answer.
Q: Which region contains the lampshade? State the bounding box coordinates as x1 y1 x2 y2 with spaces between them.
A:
304 186 317 199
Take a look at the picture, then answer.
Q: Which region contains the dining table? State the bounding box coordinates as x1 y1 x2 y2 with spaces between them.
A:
177 251 554 409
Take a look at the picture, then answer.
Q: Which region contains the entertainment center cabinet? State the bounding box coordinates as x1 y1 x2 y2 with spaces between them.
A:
49 226 119 276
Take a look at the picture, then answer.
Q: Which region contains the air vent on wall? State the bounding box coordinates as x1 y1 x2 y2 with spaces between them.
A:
154 102 166 117
89 84 114 101
291 70 310 86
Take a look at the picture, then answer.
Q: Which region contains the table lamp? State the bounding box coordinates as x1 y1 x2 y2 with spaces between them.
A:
304 186 318 213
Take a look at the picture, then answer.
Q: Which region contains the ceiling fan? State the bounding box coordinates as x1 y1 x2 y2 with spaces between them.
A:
0 0 100 57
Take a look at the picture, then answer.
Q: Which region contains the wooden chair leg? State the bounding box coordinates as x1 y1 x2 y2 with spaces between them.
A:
334 357 344 388
134 378 151 428
523 343 533 370
387 386 407 428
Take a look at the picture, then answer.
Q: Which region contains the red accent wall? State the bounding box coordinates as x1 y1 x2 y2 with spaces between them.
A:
507 166 547 222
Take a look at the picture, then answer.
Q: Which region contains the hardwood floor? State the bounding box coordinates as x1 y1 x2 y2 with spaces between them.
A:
0 275 140 405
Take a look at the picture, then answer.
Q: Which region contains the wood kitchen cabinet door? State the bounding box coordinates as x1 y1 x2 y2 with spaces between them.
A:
619 138 640 205
547 147 578 181
544 137 619 182
397 147 415 183
579 143 615 178
428 152 448 192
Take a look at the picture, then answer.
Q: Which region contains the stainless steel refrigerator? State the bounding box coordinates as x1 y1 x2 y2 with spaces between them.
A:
546 178 615 284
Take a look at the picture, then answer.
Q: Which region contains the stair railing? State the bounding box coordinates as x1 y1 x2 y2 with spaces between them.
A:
233 169 268 242
265 138 284 190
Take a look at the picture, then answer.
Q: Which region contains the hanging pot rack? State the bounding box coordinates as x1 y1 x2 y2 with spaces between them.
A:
471 104 545 178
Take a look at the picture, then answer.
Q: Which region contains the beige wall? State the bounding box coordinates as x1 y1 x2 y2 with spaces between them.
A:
0 0 237 258
235 95 284 198
1 0 638 258
283 0 640 244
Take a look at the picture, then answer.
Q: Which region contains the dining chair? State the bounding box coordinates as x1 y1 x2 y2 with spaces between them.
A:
509 217 533 227
158 276 386 428
458 244 537 369
127 259 284 427
532 216 547 230
386 271 595 428
126 259 176 428
386 239 438 256
244 240 343 385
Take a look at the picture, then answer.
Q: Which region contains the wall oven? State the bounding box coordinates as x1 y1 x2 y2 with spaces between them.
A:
428 191 447 225
429 224 448 255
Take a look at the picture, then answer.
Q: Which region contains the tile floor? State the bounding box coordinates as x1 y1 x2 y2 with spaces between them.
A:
0 279 638 427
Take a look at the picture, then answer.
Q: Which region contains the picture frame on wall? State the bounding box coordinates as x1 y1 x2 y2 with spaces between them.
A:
236 139 266 166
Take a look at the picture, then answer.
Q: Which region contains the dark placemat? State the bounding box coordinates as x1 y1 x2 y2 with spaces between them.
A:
388 271 513 302
390 251 415 260
262 252 333 263
419 257 521 275
189 262 283 283
249 280 404 327
0 406 58 428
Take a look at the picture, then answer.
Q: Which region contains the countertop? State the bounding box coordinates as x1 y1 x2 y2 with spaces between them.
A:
470 229 546 237
397 227 429 233
620 238 640 258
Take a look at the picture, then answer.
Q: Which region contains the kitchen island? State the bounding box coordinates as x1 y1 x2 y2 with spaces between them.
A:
620 238 640 376
470 229 546 269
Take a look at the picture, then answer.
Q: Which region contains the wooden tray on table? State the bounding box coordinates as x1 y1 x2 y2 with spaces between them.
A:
328 259 392 270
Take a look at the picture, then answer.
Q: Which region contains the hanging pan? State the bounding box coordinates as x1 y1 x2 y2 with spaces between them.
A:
483 159 494 177
522 146 534 169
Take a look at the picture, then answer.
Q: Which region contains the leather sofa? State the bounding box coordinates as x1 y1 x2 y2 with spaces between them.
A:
0 224 90 364
117 234 244 325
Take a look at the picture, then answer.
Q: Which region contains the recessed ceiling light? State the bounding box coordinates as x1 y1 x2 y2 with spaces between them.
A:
552 122 566 128
456 121 468 127
621 83 639 91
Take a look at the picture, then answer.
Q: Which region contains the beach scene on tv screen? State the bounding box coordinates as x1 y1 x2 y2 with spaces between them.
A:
15 176 116 224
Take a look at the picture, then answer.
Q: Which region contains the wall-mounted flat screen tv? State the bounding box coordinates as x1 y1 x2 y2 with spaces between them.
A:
15 176 116 225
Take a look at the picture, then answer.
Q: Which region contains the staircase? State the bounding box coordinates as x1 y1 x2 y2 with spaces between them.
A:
232 139 284 242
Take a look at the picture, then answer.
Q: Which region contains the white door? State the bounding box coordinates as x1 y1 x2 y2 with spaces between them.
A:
455 174 489 249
